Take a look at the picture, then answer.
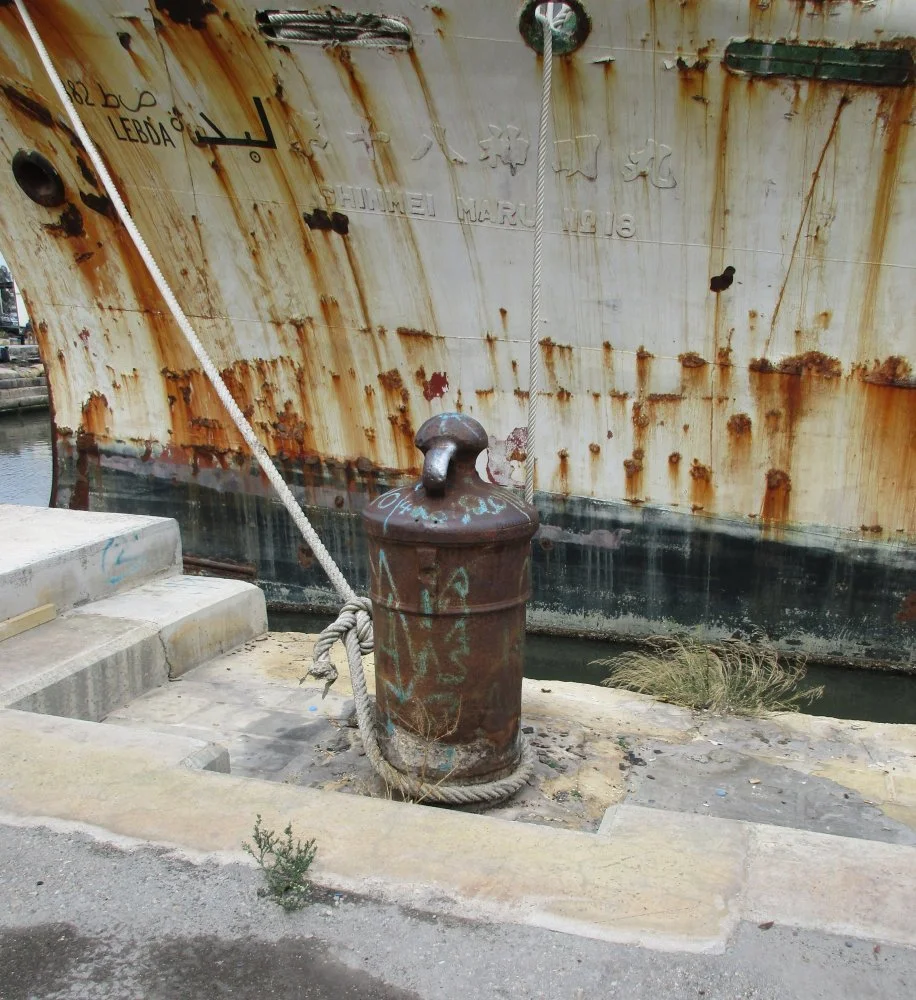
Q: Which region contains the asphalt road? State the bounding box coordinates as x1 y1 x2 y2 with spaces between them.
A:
1 821 913 1000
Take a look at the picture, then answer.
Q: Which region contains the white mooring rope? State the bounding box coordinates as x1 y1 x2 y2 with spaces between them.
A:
15 0 555 805
525 3 556 506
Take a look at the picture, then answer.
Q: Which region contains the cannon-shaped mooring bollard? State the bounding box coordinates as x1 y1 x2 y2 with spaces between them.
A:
363 413 539 785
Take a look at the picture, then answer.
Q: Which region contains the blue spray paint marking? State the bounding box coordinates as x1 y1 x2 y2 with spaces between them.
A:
101 536 141 585
376 550 429 704
457 494 508 524
373 547 471 720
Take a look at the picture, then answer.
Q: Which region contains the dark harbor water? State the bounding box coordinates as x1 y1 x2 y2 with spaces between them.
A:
268 613 916 726
0 413 911 724
0 410 53 507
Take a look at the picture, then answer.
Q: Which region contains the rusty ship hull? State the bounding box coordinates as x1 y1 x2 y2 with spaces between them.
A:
0 0 913 668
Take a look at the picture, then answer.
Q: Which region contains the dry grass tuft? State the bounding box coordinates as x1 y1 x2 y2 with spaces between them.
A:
594 635 824 717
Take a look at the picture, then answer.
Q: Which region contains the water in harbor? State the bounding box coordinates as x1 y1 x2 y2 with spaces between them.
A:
268 610 916 726
0 410 53 507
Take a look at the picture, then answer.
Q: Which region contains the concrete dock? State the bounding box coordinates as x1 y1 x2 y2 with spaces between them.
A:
1 504 915 997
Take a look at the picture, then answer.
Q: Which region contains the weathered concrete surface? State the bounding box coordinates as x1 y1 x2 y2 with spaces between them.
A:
70 575 269 679
0 362 48 414
0 506 266 719
2 345 40 363
0 505 181 619
0 613 166 720
0 707 748 954
103 631 916 839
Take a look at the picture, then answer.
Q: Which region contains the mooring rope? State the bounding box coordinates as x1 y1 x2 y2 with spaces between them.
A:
15 0 555 806
525 3 556 506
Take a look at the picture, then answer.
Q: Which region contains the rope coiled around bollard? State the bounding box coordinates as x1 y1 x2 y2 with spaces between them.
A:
305 599 537 806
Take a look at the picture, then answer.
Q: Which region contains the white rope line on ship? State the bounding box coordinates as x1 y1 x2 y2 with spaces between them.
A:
14 0 556 806
524 3 556 507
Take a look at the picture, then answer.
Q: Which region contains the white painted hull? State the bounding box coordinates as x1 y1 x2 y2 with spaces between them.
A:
0 1 912 662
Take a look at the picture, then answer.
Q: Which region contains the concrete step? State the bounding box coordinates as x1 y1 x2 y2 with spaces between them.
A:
5 345 41 362
0 387 48 402
0 389 49 413
71 574 269 680
105 634 357 781
0 505 182 620
0 575 267 721
0 375 46 389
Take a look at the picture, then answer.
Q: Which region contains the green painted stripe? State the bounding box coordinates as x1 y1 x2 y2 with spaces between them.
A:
725 40 914 86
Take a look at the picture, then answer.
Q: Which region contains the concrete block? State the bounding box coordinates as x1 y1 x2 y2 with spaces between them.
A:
0 387 49 413
0 708 231 773
7 344 40 362
72 575 268 677
0 375 45 389
0 576 266 721
0 613 166 721
744 822 916 948
0 505 181 619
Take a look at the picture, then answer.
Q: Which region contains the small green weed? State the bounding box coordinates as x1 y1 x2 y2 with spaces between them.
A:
243 814 317 912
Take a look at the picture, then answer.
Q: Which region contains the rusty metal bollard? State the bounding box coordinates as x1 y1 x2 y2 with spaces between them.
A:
362 413 539 785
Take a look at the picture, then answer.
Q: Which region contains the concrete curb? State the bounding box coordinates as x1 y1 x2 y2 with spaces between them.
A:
0 615 166 719
1 707 914 954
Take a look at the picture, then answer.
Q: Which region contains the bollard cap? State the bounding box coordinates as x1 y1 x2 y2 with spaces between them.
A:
415 413 488 495
363 412 539 545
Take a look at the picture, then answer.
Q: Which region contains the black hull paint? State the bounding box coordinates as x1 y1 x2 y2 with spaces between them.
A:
56 446 916 672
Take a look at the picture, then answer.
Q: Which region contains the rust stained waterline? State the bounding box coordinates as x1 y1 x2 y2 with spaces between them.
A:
624 347 654 501
689 458 713 512
726 409 753 481
749 351 843 378
376 367 418 473
854 375 916 534
860 355 915 388
762 466 792 523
